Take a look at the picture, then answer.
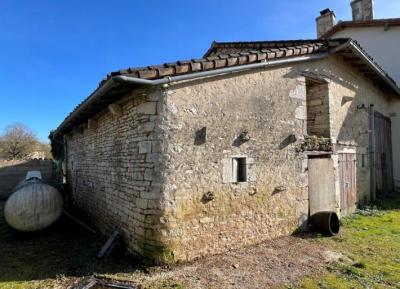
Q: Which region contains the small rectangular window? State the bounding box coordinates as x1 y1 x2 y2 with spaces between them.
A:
361 154 366 168
232 157 247 183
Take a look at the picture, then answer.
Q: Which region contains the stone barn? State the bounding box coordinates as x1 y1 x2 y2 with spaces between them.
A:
54 38 400 263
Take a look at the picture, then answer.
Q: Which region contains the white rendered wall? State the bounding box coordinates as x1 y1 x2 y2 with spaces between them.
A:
333 26 400 84
332 26 400 190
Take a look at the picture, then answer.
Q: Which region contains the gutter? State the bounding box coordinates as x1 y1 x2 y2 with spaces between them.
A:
55 53 328 135
331 40 400 95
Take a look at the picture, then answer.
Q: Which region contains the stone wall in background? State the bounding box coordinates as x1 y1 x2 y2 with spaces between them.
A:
64 87 168 262
0 160 55 200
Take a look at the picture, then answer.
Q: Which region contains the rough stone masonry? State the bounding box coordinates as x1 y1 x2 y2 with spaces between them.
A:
63 52 398 263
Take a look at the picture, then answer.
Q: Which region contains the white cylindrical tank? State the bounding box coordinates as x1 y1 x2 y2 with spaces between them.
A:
4 178 63 232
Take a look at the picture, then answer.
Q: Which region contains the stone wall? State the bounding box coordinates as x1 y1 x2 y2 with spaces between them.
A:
306 82 330 137
0 160 55 200
63 55 395 263
64 87 169 262
158 55 394 261
160 67 310 262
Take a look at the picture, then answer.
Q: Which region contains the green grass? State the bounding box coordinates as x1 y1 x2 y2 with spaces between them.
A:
290 195 400 289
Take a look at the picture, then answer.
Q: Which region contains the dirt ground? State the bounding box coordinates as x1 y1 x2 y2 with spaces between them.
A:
3 197 400 289
100 236 336 289
0 200 338 289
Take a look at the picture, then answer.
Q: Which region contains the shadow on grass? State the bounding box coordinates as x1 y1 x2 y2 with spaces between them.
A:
370 193 400 210
0 201 144 284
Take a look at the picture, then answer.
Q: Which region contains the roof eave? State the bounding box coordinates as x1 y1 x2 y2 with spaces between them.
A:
54 53 329 136
321 18 400 39
331 40 400 97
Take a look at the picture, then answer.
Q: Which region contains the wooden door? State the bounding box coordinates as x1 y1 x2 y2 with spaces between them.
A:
308 158 336 216
374 112 394 196
339 153 357 215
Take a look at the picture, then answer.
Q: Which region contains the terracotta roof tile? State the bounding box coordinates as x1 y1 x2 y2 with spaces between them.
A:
92 38 389 90
55 38 400 135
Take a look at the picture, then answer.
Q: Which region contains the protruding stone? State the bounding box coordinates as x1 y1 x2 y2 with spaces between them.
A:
139 141 152 154
137 102 157 115
139 123 155 133
88 119 98 129
108 103 122 116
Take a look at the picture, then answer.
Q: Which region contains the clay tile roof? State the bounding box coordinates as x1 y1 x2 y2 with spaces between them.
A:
98 39 334 87
54 38 400 135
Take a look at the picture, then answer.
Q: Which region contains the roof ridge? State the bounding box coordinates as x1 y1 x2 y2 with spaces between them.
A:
54 38 400 135
101 39 338 87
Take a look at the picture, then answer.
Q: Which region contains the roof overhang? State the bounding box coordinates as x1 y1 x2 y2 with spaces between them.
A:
321 18 400 38
330 39 400 96
54 54 328 136
54 39 400 136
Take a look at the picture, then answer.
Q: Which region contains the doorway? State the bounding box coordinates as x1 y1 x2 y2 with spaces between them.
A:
339 153 357 215
374 112 394 196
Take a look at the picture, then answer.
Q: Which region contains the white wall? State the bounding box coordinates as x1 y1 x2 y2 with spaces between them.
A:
331 26 400 190
333 26 400 84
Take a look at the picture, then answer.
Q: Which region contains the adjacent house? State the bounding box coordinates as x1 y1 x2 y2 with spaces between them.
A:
54 37 400 263
317 0 400 192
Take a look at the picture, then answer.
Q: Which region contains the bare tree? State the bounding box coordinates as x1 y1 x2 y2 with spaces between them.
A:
0 123 39 160
36 141 53 159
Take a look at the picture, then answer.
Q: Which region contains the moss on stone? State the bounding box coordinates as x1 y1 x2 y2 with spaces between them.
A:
299 135 332 152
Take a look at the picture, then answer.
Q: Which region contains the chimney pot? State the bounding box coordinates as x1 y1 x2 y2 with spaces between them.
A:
351 0 374 21
316 9 337 38
320 9 332 16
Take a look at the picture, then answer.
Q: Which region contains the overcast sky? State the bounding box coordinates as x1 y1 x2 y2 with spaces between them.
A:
0 0 399 141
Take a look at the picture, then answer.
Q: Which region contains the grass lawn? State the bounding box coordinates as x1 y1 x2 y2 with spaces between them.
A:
1 194 400 289
290 195 400 289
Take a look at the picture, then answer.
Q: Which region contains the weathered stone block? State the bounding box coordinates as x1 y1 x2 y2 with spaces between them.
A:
152 141 162 153
139 141 152 154
138 123 155 133
137 102 157 115
136 198 149 209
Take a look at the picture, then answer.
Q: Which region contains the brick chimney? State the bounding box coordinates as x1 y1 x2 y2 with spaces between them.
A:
351 0 374 21
316 9 337 38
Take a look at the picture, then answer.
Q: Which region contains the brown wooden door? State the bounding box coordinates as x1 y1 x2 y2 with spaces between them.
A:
374 112 394 196
339 153 357 215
